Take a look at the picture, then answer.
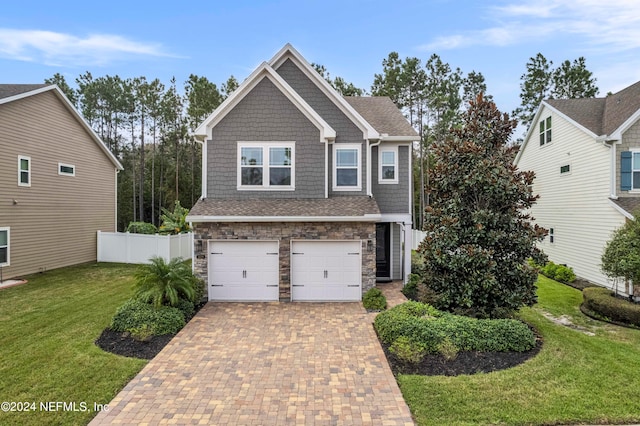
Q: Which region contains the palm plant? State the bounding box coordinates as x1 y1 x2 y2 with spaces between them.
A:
134 256 198 307
159 200 191 235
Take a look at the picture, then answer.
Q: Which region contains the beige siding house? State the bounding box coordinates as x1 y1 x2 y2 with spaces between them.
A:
515 81 640 298
0 84 122 280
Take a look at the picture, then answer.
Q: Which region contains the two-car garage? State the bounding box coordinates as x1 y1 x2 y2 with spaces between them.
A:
208 240 362 302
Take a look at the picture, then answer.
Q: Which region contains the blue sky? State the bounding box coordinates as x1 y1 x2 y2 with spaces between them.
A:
2 0 640 118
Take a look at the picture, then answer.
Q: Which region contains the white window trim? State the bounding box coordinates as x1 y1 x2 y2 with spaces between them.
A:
539 116 552 147
58 163 76 177
18 155 31 187
333 143 362 191
378 146 399 184
237 141 295 191
549 227 555 244
0 227 9 267
631 149 640 192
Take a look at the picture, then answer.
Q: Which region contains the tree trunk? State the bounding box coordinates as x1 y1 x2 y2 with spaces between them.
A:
139 110 145 223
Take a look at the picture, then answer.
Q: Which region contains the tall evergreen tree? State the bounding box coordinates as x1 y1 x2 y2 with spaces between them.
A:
45 73 78 106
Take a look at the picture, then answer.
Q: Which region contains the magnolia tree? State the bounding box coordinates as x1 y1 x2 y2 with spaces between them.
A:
418 94 547 318
601 215 640 294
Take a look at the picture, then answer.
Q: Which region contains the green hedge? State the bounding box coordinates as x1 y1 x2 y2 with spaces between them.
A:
539 260 576 283
111 299 185 335
583 287 640 327
374 301 535 354
126 222 158 234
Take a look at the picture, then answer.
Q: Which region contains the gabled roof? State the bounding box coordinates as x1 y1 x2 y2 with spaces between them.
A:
0 84 123 170
344 96 419 139
193 61 336 142
268 44 380 140
186 196 381 222
546 98 606 136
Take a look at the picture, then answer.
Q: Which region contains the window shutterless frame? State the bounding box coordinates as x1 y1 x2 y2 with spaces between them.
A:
237 142 295 190
18 155 31 187
58 163 76 176
378 146 398 184
333 144 361 191
0 227 9 266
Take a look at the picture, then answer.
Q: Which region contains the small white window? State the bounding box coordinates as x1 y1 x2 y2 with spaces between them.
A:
549 228 554 244
560 164 571 175
0 227 9 266
18 156 31 187
379 147 398 184
333 144 361 191
237 142 295 190
58 163 76 176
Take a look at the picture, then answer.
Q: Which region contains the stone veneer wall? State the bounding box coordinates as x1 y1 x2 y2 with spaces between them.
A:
193 221 376 301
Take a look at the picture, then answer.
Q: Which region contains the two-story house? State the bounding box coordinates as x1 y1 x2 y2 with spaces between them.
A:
186 44 419 302
515 80 640 298
0 84 123 281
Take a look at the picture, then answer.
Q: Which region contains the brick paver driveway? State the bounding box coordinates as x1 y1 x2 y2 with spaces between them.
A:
91 300 414 425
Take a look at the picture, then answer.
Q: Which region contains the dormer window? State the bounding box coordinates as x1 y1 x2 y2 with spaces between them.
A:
539 117 552 146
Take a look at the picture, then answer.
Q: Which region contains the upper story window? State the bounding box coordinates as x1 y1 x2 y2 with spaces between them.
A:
549 228 554 244
560 164 571 174
379 147 398 184
333 144 361 191
237 142 294 190
18 156 31 187
58 163 76 176
0 228 9 266
539 116 552 146
621 150 640 191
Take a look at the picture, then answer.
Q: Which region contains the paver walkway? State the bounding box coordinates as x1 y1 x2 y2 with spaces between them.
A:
91 288 413 425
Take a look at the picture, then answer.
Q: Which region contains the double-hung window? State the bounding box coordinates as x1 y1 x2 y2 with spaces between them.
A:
539 117 552 146
333 144 361 191
18 156 31 187
0 228 9 266
379 147 398 184
238 142 294 190
633 152 640 190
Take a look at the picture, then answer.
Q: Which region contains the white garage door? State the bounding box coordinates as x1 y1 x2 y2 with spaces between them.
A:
208 241 279 301
290 240 362 301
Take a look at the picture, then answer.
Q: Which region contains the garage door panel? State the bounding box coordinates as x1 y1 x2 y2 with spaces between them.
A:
209 241 279 301
290 240 362 302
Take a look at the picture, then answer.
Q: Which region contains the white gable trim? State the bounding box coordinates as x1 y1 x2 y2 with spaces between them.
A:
515 102 600 165
269 44 380 141
610 107 640 140
193 62 335 142
1 85 123 170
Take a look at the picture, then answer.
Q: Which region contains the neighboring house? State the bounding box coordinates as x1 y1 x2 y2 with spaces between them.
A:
187 44 419 302
515 80 640 298
0 84 123 280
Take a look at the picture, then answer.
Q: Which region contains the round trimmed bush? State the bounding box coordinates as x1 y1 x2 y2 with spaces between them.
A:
363 288 387 311
126 221 157 234
583 287 640 327
111 299 186 336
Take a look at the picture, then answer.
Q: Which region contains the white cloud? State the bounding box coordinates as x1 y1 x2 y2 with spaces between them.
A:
421 0 640 52
0 28 180 67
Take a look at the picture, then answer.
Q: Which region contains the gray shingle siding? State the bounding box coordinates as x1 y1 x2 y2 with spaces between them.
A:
275 59 367 196
207 77 325 199
371 145 411 214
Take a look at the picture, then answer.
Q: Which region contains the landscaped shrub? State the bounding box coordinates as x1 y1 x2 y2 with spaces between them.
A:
374 301 535 355
134 257 199 308
363 288 387 311
389 336 427 363
583 287 640 327
175 297 195 321
401 274 420 300
126 221 157 234
538 260 576 283
111 299 186 336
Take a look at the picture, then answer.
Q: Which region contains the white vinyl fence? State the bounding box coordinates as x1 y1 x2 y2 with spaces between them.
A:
97 231 193 264
411 229 427 250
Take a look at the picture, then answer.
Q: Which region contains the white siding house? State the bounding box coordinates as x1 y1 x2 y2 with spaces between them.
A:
515 81 640 298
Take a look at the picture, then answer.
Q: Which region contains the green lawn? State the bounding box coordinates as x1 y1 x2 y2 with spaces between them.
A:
400 275 640 425
0 263 146 426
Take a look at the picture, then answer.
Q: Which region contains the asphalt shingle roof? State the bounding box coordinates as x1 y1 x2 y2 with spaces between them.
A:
0 84 49 100
188 196 381 218
611 197 640 217
344 96 418 138
546 80 640 137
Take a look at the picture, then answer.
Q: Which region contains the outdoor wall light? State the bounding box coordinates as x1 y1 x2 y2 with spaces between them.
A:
367 239 373 252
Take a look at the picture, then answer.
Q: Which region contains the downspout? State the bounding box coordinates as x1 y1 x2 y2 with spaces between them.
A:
325 141 330 198
195 135 207 199
368 139 382 197
597 135 616 199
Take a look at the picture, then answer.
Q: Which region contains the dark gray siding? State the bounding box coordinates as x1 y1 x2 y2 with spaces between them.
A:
275 59 366 196
371 145 411 214
207 77 325 199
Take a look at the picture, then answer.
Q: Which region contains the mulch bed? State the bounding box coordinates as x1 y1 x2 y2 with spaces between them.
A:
95 301 205 360
380 333 543 376
95 329 174 360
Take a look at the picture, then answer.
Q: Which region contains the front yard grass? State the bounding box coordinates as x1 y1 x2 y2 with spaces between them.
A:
0 263 146 426
399 275 640 425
